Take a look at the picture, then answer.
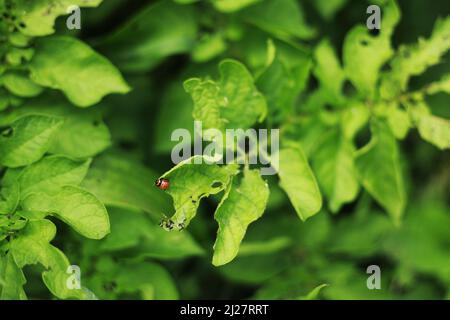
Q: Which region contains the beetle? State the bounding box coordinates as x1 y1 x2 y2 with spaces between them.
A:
155 178 170 190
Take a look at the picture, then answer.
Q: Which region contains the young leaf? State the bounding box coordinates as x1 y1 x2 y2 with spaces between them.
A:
313 130 359 213
355 120 406 223
427 73 450 95
416 114 450 150
343 0 400 96
48 113 111 158
381 16 450 98
213 169 269 266
8 220 89 299
81 153 172 218
22 186 110 239
7 155 90 200
277 144 322 221
299 284 328 300
9 0 103 36
10 219 57 268
313 39 345 103
29 36 130 107
0 254 27 300
160 156 239 230
386 105 411 140
42 246 94 300
2 72 43 98
0 114 64 168
184 59 267 130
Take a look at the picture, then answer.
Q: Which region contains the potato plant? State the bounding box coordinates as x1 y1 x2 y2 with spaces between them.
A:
0 0 449 300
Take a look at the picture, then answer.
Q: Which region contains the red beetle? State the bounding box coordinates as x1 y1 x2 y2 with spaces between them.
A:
155 178 170 190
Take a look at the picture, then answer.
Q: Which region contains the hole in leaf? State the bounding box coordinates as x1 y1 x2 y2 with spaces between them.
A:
369 28 380 37
211 181 223 189
1 127 13 138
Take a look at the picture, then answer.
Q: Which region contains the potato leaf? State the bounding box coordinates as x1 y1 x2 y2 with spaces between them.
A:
0 253 27 300
160 156 239 230
343 0 400 96
184 59 267 130
6 155 90 200
9 0 103 36
355 120 406 223
213 169 269 266
277 144 322 221
313 130 359 213
22 186 110 239
29 36 130 107
81 153 172 217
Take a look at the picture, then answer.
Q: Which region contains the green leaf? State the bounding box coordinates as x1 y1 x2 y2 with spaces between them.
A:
184 59 267 130
2 72 43 98
427 73 450 95
381 16 450 98
355 120 406 223
0 253 27 300
9 0 103 36
386 105 411 140
239 0 316 40
29 36 130 107
313 130 359 213
191 33 227 62
277 144 322 221
22 186 110 239
160 156 239 230
81 153 172 218
7 155 90 200
340 100 370 140
416 114 450 150
213 169 269 266
343 0 400 96
313 39 345 103
299 284 328 300
100 208 204 259
97 1 198 72
212 0 261 12
0 114 64 168
10 219 57 268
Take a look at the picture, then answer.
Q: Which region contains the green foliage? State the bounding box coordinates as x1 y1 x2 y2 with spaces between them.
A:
184 59 267 130
0 0 449 300
29 36 130 107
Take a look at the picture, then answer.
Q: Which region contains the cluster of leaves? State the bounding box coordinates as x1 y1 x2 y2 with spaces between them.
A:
0 0 449 300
